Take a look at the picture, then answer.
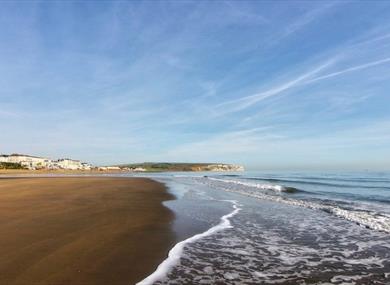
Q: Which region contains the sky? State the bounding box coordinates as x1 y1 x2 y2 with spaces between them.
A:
1 1 390 170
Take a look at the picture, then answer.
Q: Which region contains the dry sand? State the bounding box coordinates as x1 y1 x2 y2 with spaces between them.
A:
0 177 175 285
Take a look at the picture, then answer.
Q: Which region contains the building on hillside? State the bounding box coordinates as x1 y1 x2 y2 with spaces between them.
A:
0 155 9 163
98 166 121 171
106 166 121 171
133 167 147 172
205 164 245 171
0 154 51 169
56 159 91 170
0 153 93 170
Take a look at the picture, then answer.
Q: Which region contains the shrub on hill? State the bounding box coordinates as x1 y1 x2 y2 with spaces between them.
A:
0 162 26 169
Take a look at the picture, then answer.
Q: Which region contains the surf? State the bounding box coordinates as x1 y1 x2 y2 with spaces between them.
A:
136 199 241 285
205 178 390 234
207 177 300 193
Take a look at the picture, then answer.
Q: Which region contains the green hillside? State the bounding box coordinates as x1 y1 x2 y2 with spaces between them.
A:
116 162 214 172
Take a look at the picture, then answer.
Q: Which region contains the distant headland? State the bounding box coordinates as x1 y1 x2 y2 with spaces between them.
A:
112 162 245 172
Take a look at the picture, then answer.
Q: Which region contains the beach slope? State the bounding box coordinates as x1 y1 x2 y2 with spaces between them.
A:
0 177 174 285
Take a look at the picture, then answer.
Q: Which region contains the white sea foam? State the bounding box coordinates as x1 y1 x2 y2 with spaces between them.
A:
330 274 364 284
207 177 290 192
203 178 390 234
136 200 241 285
144 177 390 284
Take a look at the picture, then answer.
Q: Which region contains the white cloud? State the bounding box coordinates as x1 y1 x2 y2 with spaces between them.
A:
214 59 335 115
306 57 390 84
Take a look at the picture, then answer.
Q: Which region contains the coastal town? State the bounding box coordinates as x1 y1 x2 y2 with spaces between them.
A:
0 153 147 171
0 153 93 170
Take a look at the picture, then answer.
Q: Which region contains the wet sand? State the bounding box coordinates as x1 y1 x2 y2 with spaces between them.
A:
0 177 175 285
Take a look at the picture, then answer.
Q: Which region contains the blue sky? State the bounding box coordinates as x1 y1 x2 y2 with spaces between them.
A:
1 1 390 170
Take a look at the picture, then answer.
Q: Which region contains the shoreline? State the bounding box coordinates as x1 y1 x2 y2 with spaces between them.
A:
137 200 241 285
0 176 176 285
134 174 390 284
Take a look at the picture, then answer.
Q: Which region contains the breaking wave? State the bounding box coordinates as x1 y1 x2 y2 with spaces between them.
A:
136 200 241 285
249 177 390 190
207 177 299 193
203 178 390 234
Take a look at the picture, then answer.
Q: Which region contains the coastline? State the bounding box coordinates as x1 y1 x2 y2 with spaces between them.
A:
0 176 176 285
0 166 244 176
137 200 241 285
133 174 390 284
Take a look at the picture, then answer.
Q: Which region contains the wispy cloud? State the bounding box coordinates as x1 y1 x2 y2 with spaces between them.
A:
214 59 335 115
268 1 341 45
162 127 285 161
213 52 390 117
306 57 390 84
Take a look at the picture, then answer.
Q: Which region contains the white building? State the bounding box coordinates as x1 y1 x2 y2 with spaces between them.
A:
56 159 91 170
0 154 93 170
133 167 147 172
0 154 50 169
98 166 121 171
0 155 9 163
206 164 245 172
106 166 121 171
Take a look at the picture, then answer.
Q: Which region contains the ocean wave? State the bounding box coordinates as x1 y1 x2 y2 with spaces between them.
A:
245 177 390 190
203 178 390 234
287 175 390 183
315 191 390 205
208 177 299 193
136 200 241 285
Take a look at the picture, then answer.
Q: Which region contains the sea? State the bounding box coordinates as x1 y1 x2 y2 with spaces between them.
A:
131 171 390 285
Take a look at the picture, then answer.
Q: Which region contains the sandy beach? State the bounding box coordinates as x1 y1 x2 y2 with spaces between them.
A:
0 177 175 285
